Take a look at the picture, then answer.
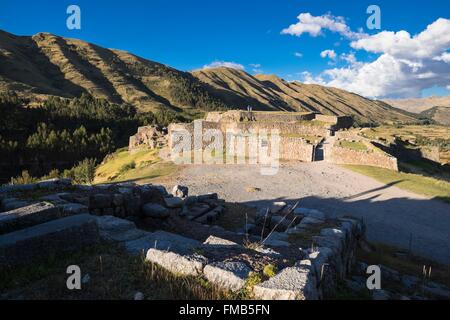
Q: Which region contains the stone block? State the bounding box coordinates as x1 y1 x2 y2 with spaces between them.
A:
0 202 61 234
0 214 99 268
253 266 318 300
146 248 206 276
89 194 112 209
142 203 170 219
164 197 184 208
204 261 252 292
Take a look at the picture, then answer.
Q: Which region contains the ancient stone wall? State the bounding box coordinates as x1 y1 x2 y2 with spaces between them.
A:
279 137 314 162
169 121 316 162
328 146 399 171
205 111 316 123
128 125 167 152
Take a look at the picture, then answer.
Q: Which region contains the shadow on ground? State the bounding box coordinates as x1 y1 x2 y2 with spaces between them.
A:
238 194 450 266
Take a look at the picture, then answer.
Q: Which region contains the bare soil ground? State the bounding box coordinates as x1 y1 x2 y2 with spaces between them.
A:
159 161 450 265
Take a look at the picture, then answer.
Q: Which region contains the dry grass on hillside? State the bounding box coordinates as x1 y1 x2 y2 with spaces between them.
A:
94 147 179 185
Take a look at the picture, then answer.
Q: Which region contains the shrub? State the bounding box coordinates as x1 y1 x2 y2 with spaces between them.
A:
118 161 136 175
263 264 278 278
10 170 37 185
63 159 97 184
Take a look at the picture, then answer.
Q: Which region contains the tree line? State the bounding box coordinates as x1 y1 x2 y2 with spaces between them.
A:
0 91 188 183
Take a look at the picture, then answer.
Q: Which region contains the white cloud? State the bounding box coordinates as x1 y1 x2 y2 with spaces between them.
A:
292 17 450 98
434 52 450 63
202 60 245 70
294 52 303 58
249 63 263 73
447 85 450 90
350 19 450 60
281 13 365 40
320 49 336 60
340 52 357 65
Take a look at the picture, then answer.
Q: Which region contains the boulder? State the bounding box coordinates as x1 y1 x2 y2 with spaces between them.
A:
195 206 224 224
140 185 166 204
294 208 326 220
59 203 89 215
95 216 148 242
253 266 318 300
89 194 112 209
183 196 198 206
172 185 189 198
112 194 124 207
298 217 324 227
142 203 170 219
204 261 252 292
125 230 201 255
146 248 206 276
164 197 184 208
186 203 211 220
0 202 62 234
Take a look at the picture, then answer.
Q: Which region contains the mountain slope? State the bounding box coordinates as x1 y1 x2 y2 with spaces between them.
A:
383 95 450 113
0 29 419 124
192 67 418 125
0 30 228 113
419 106 450 126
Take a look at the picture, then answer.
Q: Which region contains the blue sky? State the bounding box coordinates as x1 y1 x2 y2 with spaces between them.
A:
0 0 449 98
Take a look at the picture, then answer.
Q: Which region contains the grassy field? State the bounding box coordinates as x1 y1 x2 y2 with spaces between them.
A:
343 165 450 202
338 140 369 152
94 147 179 185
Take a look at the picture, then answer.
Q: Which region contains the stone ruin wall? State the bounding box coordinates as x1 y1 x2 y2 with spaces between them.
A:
205 111 316 123
328 146 399 171
129 126 167 152
168 120 317 162
279 137 315 162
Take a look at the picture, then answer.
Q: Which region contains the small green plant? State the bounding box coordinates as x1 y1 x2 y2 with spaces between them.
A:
118 161 136 175
263 264 278 278
245 272 262 287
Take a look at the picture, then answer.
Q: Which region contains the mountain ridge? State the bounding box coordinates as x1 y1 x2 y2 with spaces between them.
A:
0 29 419 125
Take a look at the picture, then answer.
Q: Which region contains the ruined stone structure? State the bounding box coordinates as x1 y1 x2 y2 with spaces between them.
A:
168 111 353 163
128 125 167 152
2 179 450 300
0 179 366 299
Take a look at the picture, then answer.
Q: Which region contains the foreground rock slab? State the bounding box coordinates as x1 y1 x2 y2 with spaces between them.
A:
253 266 318 300
0 214 100 268
204 261 252 292
0 202 61 234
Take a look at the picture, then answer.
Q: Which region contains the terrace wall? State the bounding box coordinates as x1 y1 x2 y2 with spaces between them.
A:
328 146 398 171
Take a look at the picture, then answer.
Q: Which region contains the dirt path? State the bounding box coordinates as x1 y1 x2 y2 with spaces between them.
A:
162 161 450 265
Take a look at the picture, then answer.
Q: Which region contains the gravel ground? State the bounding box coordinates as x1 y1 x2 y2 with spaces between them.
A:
162 161 450 265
